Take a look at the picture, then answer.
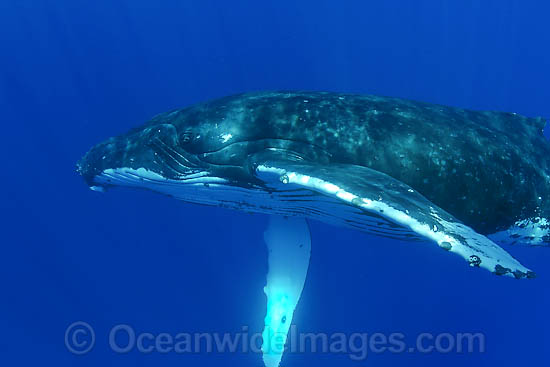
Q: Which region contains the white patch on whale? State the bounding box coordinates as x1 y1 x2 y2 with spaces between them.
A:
221 133 233 143
489 217 550 246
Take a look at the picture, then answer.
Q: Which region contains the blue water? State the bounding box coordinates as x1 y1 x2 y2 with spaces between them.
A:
1 1 549 366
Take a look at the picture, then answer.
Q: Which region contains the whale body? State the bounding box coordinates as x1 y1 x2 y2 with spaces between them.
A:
78 91 550 277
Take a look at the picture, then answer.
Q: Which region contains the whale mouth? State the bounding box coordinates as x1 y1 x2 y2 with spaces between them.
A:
78 150 220 194
77 123 210 190
92 167 227 192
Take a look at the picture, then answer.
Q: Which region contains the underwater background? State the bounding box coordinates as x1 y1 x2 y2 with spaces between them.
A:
1 1 549 365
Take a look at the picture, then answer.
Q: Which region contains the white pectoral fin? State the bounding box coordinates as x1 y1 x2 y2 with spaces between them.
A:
256 161 535 279
261 216 311 367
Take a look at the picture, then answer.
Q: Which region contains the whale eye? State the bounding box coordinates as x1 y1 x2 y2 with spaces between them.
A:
281 315 287 324
181 132 193 144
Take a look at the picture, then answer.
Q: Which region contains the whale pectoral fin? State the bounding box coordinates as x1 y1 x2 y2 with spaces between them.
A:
255 160 535 279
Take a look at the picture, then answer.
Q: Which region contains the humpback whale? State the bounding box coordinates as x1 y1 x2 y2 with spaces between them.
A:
78 91 548 365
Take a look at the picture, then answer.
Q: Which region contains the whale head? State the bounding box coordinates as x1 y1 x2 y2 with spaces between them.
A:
77 96 329 208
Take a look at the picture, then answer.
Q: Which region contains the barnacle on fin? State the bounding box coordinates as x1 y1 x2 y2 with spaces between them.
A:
439 241 452 251
513 270 526 279
494 265 511 276
468 255 482 267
